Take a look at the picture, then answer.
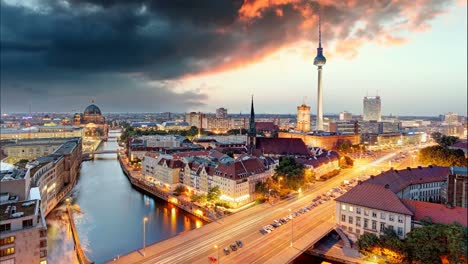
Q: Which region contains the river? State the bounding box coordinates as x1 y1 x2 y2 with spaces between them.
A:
47 132 204 264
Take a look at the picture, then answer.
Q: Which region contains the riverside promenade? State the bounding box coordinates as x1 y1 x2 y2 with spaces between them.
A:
117 154 213 222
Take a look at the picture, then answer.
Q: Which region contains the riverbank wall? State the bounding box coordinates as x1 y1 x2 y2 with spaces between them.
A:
67 206 94 264
117 155 212 223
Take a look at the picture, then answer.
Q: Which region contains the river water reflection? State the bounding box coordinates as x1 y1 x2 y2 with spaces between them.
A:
47 133 204 264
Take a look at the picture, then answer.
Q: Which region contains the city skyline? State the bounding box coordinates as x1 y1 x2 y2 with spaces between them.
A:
1 0 467 116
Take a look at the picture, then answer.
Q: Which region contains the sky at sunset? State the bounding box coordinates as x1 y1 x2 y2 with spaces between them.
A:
1 0 466 116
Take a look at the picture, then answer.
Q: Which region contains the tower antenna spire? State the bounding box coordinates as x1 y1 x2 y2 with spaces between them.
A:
318 6 322 49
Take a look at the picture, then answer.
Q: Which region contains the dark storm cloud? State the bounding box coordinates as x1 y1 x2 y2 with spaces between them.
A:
0 0 453 112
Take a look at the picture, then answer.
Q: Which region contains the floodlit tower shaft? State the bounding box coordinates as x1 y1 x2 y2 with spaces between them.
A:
313 9 326 131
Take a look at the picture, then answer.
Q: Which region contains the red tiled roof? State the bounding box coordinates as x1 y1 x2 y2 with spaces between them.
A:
255 122 279 132
255 138 310 156
335 183 414 215
364 166 449 193
451 140 468 149
401 199 468 227
215 157 266 180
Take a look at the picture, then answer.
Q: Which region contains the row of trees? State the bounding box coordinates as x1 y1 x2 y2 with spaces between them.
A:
431 132 460 148
418 146 466 167
357 219 467 264
190 186 222 205
418 132 467 167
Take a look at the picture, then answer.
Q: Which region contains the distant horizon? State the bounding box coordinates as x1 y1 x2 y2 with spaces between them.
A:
2 111 461 119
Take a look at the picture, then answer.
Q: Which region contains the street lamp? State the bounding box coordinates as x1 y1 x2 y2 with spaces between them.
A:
143 217 148 256
288 208 293 247
214 245 220 264
278 177 283 191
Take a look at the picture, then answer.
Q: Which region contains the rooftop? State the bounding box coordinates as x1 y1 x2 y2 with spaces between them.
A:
401 199 467 227
450 166 468 176
335 183 414 216
0 199 39 221
0 166 27 181
364 166 449 193
255 137 310 156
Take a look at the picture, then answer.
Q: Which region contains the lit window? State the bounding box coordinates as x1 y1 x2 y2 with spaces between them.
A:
349 206 354 212
341 204 346 211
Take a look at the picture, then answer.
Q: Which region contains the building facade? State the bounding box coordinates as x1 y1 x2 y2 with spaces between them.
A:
0 200 48 264
296 104 311 133
442 167 468 208
339 111 353 121
363 96 381 122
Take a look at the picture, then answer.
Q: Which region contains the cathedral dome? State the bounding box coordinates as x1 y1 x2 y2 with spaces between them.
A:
84 104 102 115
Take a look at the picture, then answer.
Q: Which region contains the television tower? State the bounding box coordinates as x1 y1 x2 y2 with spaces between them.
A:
313 7 326 131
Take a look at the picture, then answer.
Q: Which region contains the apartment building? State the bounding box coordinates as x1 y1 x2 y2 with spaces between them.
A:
0 200 47 264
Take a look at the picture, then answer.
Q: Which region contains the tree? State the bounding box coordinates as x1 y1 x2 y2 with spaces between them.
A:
357 233 380 256
191 193 207 204
431 132 459 147
207 186 221 203
418 146 467 167
15 159 30 168
174 185 187 196
274 157 306 192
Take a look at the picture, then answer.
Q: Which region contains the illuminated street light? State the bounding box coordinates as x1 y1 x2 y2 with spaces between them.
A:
214 245 220 264
288 208 293 247
143 217 148 256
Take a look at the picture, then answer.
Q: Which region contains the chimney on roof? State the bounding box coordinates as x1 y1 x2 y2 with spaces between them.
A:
429 165 433 168
384 184 390 189
370 175 375 180
407 167 411 171
395 170 399 174
418 166 422 170
357 180 362 185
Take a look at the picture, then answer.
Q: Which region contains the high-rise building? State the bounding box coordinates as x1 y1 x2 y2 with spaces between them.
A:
363 96 382 121
296 104 311 132
313 10 326 131
444 112 459 126
339 111 353 121
215 108 228 119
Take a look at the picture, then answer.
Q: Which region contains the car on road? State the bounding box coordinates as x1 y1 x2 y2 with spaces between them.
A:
208 256 217 263
230 244 238 251
272 222 281 228
236 240 243 248
259 228 269 235
224 247 230 255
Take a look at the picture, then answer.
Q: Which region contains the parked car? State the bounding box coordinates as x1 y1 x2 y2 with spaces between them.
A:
230 244 238 251
208 256 217 263
236 240 243 248
224 247 230 255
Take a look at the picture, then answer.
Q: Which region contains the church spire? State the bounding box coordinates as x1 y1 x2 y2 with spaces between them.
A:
247 95 256 154
249 95 256 134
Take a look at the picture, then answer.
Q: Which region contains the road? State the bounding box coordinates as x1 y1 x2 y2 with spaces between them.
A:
109 147 421 264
